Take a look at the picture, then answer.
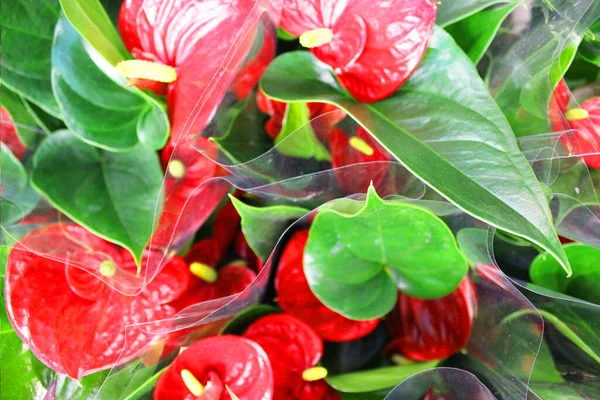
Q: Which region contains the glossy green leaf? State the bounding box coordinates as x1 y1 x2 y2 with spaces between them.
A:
530 244 600 305
531 383 589 400
31 130 163 264
456 228 492 265
275 102 331 161
304 185 468 320
1 144 40 225
277 27 297 41
59 0 129 65
436 0 508 27
229 195 309 260
340 391 392 400
1 85 41 146
327 361 439 393
580 19 600 66
261 28 570 276
54 361 161 400
220 305 280 335
444 2 521 63
531 339 565 384
211 94 273 164
505 309 600 366
0 0 62 117
52 16 169 151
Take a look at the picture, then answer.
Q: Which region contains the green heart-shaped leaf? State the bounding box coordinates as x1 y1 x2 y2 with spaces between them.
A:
31 130 163 264
531 244 600 305
0 0 62 117
52 16 169 151
304 185 468 320
261 28 569 276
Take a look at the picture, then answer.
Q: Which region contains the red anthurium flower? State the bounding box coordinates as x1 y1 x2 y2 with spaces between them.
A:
234 229 263 273
256 89 345 140
171 237 257 310
280 0 437 102
119 0 264 139
276 229 380 342
5 224 191 379
1 108 26 159
329 126 392 194
154 335 274 400
555 97 600 169
230 24 277 101
243 314 340 399
549 80 571 132
385 277 477 361
152 136 229 249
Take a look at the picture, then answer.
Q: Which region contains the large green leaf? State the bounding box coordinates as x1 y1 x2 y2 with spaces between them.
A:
436 0 508 27
53 361 161 400
52 16 169 151
31 130 163 263
530 244 600 305
327 361 439 393
1 144 40 225
260 28 570 276
229 195 309 260
59 0 129 66
444 2 521 64
0 0 62 117
304 185 468 320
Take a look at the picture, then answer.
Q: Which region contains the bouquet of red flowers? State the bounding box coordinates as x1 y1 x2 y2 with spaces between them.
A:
2 0 600 398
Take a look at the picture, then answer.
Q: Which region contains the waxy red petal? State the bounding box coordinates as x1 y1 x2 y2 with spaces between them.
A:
5 224 190 379
558 97 600 169
386 277 477 361
280 0 437 102
154 335 274 400
330 126 391 194
244 314 322 388
172 264 256 310
276 229 380 342
244 314 339 399
1 108 27 159
549 80 571 132
230 23 277 100
153 137 229 249
119 0 265 139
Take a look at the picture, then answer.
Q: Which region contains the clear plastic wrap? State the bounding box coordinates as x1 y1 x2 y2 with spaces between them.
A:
2 0 600 399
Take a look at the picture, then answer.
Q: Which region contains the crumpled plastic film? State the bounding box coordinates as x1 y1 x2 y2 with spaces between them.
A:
489 0 600 137
384 368 496 399
3 0 600 399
